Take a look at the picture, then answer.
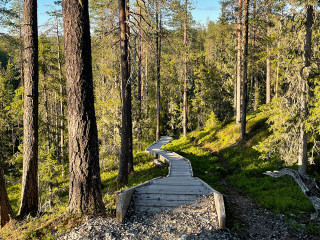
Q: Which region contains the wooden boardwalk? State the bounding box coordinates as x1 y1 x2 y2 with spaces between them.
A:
134 136 213 213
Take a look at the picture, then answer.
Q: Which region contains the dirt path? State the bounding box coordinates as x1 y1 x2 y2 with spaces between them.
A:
213 150 319 240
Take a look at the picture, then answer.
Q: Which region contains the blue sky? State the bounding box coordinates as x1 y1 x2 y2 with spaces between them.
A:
191 0 221 24
37 0 221 27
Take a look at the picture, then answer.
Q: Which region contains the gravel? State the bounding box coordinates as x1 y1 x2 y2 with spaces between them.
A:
58 194 236 240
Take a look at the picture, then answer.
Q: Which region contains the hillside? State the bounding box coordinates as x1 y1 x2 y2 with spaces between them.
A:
163 112 320 238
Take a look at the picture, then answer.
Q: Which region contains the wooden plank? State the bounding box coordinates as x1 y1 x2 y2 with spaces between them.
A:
170 174 192 177
151 182 202 186
214 192 226 229
135 199 193 207
170 168 191 171
135 193 200 201
135 188 209 195
138 185 207 192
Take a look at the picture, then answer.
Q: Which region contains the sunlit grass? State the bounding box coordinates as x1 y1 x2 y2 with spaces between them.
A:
1 151 168 240
164 113 314 218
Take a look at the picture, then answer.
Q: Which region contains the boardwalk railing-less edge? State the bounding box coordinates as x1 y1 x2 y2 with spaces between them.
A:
116 136 226 229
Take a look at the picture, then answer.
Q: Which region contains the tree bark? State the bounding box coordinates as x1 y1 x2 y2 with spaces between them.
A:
155 1 161 141
266 3 271 104
18 0 24 90
137 4 142 124
266 52 271 103
252 0 259 111
118 0 130 184
0 162 13 227
145 45 149 115
56 16 64 168
62 0 105 214
183 0 188 137
234 26 238 117
126 5 134 174
236 0 242 124
19 0 39 218
241 0 249 139
298 5 313 176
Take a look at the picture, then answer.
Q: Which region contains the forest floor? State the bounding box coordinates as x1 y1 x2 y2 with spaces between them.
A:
216 150 320 240
221 177 320 240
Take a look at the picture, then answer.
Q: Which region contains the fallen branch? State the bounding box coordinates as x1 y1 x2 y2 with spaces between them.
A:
264 168 320 215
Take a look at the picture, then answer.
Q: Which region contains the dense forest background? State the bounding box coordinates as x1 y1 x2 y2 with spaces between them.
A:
0 0 320 236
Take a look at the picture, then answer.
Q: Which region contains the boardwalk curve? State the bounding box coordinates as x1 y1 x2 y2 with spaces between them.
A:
116 136 226 228
134 136 214 212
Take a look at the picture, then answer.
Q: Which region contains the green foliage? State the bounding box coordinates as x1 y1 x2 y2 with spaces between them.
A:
164 113 315 218
2 151 168 239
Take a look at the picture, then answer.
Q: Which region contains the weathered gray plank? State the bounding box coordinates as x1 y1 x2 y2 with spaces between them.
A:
135 189 209 195
138 185 207 192
135 194 200 201
135 199 192 207
151 181 202 186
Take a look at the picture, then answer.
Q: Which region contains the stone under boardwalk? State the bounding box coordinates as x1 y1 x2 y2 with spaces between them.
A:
134 136 213 213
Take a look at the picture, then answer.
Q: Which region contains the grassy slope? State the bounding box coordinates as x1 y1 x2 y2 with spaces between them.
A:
163 113 315 218
0 151 168 240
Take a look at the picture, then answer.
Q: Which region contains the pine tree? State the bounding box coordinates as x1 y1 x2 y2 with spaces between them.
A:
118 0 131 185
18 0 39 218
298 4 313 175
182 0 188 137
240 0 249 139
62 0 105 214
155 0 161 141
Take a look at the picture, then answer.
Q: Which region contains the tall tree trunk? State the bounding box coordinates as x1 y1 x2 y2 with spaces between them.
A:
275 7 284 99
236 0 242 124
137 4 142 126
266 3 271 104
183 0 188 137
56 17 64 167
241 0 249 139
44 82 51 151
145 45 149 115
62 0 105 214
254 76 259 111
126 5 134 174
19 0 39 218
0 161 13 227
137 4 142 150
234 24 238 117
275 59 279 98
118 0 130 184
19 0 24 89
155 1 161 141
298 5 313 176
253 0 259 111
266 51 271 103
